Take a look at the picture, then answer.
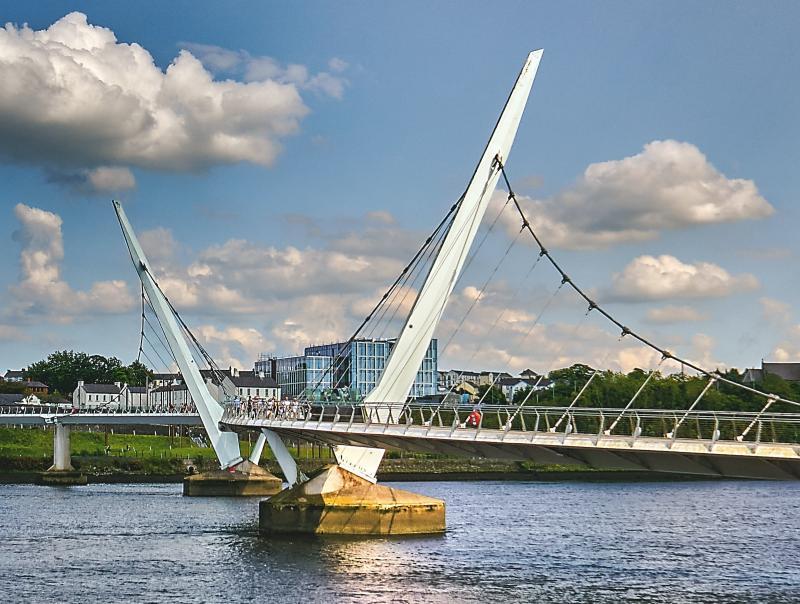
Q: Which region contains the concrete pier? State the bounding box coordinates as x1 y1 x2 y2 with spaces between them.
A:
259 464 445 535
39 424 87 486
183 460 282 496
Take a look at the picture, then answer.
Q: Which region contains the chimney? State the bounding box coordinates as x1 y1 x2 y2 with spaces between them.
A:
115 381 121 389
78 380 84 389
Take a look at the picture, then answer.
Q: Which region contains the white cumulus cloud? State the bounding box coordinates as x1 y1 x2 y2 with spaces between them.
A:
181 41 349 99
0 12 312 179
645 305 708 324
87 167 135 192
606 255 758 302
196 325 272 370
130 212 421 357
500 140 774 249
8 203 135 322
759 296 793 325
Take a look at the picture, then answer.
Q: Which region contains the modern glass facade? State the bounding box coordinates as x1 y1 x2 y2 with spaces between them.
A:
270 338 438 400
274 355 332 398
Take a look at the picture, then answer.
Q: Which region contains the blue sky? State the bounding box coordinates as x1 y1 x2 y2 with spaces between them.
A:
0 1 798 375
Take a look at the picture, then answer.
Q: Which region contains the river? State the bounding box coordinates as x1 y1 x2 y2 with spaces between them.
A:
1 480 798 603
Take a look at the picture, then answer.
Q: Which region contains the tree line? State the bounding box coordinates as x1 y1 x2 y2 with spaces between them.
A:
22 351 152 395
482 363 800 413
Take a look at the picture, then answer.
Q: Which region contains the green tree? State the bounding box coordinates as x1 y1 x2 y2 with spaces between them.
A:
0 381 26 394
477 384 506 404
25 350 153 394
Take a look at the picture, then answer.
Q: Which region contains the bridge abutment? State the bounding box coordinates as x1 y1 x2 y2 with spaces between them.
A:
259 464 445 535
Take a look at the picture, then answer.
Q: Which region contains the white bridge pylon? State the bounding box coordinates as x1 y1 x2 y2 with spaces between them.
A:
113 201 244 469
332 50 544 481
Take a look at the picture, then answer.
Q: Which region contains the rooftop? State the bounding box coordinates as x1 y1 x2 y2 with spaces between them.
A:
80 383 121 394
0 393 25 405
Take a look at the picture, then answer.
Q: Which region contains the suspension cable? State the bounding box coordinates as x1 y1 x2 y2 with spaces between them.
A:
440 224 524 354
345 165 505 403
302 195 462 399
551 333 625 431
436 253 546 408
502 302 594 427
136 284 146 365
496 157 800 410
605 357 667 434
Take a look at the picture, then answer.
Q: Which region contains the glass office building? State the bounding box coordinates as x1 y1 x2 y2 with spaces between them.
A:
266 338 438 400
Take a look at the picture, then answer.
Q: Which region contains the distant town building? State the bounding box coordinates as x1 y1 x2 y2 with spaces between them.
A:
0 392 41 406
73 381 124 408
150 383 193 408
23 380 49 395
743 361 800 384
3 370 24 382
221 368 280 399
70 367 280 411
438 369 480 390
264 338 438 400
476 371 513 386
150 373 182 388
496 377 553 402
124 386 148 408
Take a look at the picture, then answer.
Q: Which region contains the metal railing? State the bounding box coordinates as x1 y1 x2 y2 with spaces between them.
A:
0 404 199 416
220 400 800 447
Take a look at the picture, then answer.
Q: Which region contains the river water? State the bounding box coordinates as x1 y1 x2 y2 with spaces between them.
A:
1 480 798 603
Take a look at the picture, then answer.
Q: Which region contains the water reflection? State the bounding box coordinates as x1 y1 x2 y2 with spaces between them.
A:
1 480 799 603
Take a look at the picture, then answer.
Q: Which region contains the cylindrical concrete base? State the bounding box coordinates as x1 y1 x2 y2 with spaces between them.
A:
260 465 445 535
51 424 74 471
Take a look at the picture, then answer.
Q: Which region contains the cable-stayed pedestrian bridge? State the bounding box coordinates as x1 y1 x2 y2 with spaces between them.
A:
103 51 800 532
220 402 800 480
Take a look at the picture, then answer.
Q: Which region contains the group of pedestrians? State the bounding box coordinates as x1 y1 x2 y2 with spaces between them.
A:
230 396 310 421
70 402 198 414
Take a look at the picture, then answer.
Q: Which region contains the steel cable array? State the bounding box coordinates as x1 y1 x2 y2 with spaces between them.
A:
495 156 800 411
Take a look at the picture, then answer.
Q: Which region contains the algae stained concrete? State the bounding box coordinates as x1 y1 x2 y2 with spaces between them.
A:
183 461 282 496
260 465 445 535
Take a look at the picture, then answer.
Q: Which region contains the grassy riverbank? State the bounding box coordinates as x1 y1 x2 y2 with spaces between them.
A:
0 427 709 483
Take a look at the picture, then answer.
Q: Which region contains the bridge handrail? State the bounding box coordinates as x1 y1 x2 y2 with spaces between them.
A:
219 400 800 426
0 404 201 416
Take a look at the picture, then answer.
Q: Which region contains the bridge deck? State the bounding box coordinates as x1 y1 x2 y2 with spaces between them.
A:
220 404 800 480
0 408 202 427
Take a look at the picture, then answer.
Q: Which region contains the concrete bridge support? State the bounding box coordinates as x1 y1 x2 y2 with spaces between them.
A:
183 460 283 496
259 463 445 536
51 423 73 471
183 431 283 496
39 424 87 486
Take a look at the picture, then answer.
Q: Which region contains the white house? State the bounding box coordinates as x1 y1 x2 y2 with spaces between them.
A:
149 384 193 410
229 369 280 399
3 370 24 382
496 377 552 403
73 381 125 409
201 368 280 401
123 386 148 409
